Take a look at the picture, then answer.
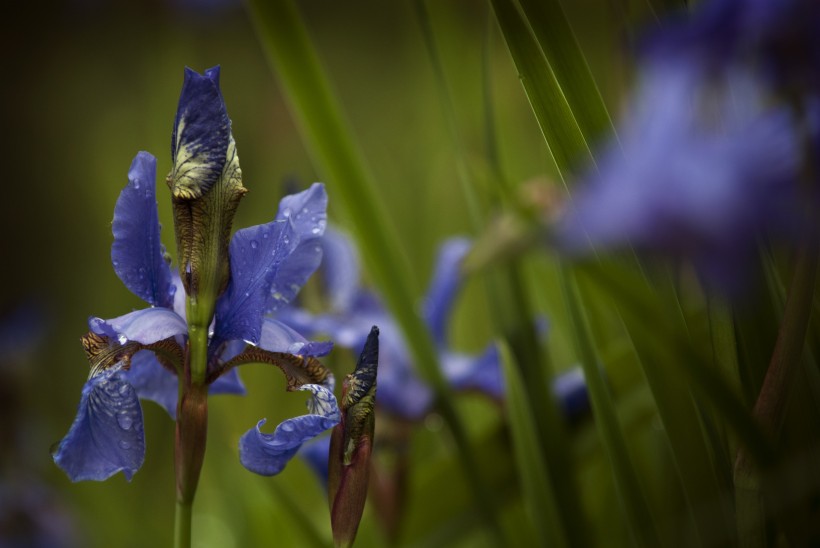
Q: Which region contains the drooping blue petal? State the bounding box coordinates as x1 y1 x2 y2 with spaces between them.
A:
52 365 145 481
423 238 471 347
320 227 361 313
121 350 179 418
441 344 504 400
239 384 340 476
111 151 174 308
88 308 187 345
214 185 327 346
258 318 333 357
170 66 231 200
210 368 246 396
298 435 331 488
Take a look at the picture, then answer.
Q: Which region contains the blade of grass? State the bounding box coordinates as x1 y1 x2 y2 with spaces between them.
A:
498 340 569 547
246 0 503 540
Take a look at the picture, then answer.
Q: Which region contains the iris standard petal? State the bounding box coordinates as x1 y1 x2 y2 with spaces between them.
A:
88 308 187 345
214 185 327 345
121 350 179 418
239 384 340 476
169 66 231 200
258 318 333 357
52 365 145 481
423 238 471 346
320 227 361 313
111 151 174 308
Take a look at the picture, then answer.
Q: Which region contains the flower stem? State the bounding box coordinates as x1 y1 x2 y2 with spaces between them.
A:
174 371 209 548
174 499 192 548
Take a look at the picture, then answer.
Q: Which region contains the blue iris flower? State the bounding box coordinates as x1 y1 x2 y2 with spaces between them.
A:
282 228 590 422
52 67 338 482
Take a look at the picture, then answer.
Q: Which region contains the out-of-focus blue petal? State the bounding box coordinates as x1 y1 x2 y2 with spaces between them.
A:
319 227 360 313
52 366 145 481
210 368 246 396
552 367 590 423
298 435 331 488
375 323 434 420
170 66 230 199
423 238 471 347
442 344 503 400
111 151 174 308
258 318 333 357
88 308 187 345
214 184 327 346
121 350 178 418
239 384 340 476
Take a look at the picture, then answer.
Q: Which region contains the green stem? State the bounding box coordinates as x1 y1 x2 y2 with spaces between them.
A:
174 499 192 548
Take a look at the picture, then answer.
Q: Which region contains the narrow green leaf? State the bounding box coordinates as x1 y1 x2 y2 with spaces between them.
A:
246 0 503 540
498 340 569 548
491 0 593 179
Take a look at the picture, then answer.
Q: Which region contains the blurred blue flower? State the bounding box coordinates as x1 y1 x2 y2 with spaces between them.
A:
283 228 589 422
52 67 335 482
558 61 803 290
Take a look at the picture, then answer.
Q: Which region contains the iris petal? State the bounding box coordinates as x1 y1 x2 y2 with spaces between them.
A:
441 345 504 400
52 366 145 482
88 308 187 345
111 152 174 308
319 227 361 313
214 184 327 346
239 384 340 476
121 350 178 417
423 238 471 347
258 318 333 357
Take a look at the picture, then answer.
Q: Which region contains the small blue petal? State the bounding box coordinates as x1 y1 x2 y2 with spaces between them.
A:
320 227 361 313
258 318 333 357
214 185 327 346
239 384 341 476
170 66 231 198
88 308 187 345
423 238 471 346
442 345 504 400
53 366 145 481
111 151 174 308
552 366 591 423
210 368 246 396
298 435 331 488
122 350 179 418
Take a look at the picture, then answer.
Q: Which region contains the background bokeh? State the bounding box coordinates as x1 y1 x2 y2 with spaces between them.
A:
0 1 662 546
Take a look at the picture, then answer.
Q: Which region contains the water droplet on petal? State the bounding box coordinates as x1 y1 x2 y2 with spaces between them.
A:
311 227 320 234
117 414 133 430
283 208 292 218
118 335 128 345
119 440 132 450
279 422 295 433
118 384 130 395
250 240 259 250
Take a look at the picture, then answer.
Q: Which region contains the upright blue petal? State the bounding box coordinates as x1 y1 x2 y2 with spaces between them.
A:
239 384 340 476
298 435 331 488
52 366 145 481
170 66 231 200
320 227 361 313
88 308 187 345
111 151 174 308
214 185 327 346
121 350 179 417
423 238 471 347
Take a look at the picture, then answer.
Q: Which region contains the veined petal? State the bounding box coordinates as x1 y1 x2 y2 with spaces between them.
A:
52 365 145 481
88 308 187 345
423 238 471 347
239 384 340 476
111 152 174 308
320 227 361 313
258 318 333 357
121 350 178 418
442 345 504 400
169 66 230 200
214 185 327 345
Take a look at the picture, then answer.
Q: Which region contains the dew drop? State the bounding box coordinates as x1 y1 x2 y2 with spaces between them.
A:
311 227 321 235
117 414 133 430
119 440 132 450
118 384 130 395
279 422 295 433
283 208 292 218
118 335 128 345
133 181 140 190
262 231 269 239
250 240 259 250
